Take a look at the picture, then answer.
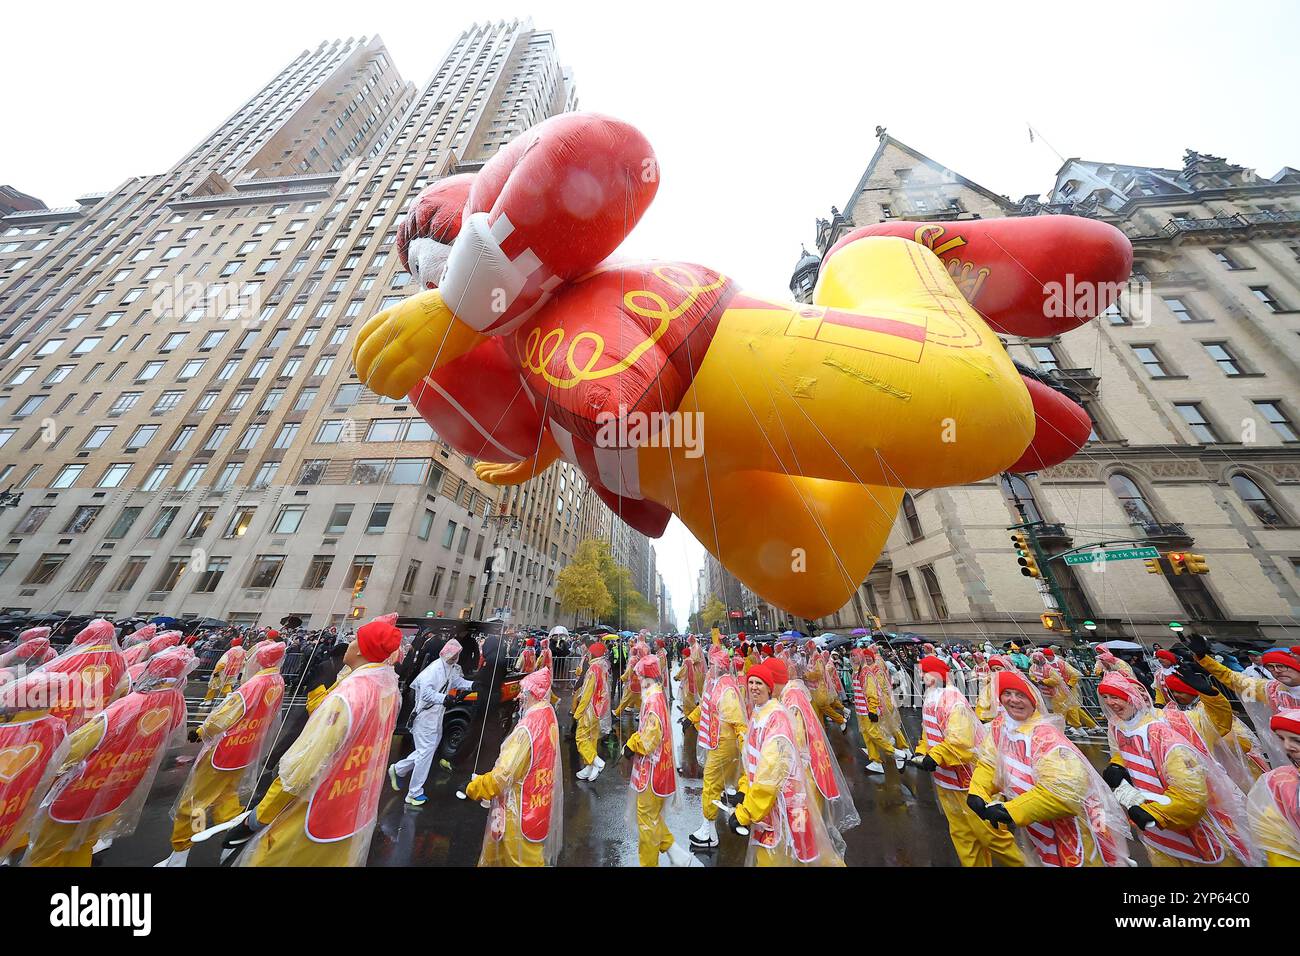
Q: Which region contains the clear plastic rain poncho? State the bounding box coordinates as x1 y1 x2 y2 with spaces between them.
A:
26 647 195 856
1160 675 1259 797
741 693 844 867
1097 671 1258 866
236 658 401 867
980 669 1133 867
0 671 71 857
1236 652 1300 770
119 624 159 668
921 664 988 790
1029 651 1068 713
696 645 735 766
1244 708 1300 864
32 619 128 732
779 674 860 855
178 640 286 812
582 644 612 736
474 665 564 866
625 656 681 848
126 630 184 684
0 627 57 680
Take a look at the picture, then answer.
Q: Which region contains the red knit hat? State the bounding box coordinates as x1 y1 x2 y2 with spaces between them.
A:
589 642 606 658
230 636 243 647
1270 708 1300 737
1261 650 1300 673
745 661 774 692
995 670 1035 702
1163 672 1199 698
1042 648 1055 658
920 656 950 681
767 658 789 687
356 614 402 663
1155 649 1177 665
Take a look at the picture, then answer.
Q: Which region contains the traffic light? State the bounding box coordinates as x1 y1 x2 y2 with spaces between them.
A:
1185 553 1210 575
1011 532 1041 578
1040 611 1066 632
1144 557 1163 575
1167 552 1187 576
350 605 365 619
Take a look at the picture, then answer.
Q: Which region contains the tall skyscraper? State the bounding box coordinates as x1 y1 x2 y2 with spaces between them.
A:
0 22 649 631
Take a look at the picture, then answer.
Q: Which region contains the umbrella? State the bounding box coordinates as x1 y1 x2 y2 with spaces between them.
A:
151 616 180 627
1097 640 1143 652
280 615 304 629
780 630 803 639
548 625 570 637
851 628 869 636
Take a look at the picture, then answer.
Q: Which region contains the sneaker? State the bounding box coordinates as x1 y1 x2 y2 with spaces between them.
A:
688 819 719 848
405 794 428 808
388 765 401 792
576 763 595 781
865 761 885 774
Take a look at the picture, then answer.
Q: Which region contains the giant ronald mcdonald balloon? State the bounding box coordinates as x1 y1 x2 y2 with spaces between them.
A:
354 113 1131 619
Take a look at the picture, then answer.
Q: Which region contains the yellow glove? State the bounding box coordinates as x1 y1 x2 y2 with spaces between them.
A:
686 705 701 728
626 732 648 756
465 773 499 802
352 288 487 399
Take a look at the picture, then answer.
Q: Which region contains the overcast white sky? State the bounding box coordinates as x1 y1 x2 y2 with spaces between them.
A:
4 0 1296 629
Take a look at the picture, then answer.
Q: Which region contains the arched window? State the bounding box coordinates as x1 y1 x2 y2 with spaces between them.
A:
901 493 923 541
1231 473 1285 526
1107 472 1157 525
1001 474 1043 524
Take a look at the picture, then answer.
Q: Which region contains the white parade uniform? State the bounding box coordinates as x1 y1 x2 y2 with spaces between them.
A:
393 656 474 798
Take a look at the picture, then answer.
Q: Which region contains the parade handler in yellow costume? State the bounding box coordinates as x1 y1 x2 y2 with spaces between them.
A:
160 639 286 866
465 666 563 866
233 615 402 867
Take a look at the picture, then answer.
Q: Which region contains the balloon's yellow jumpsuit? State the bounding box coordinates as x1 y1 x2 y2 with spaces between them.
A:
806 657 849 726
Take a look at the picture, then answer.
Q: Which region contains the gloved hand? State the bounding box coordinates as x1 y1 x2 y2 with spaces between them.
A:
723 808 747 836
911 753 938 772
622 743 636 761
1185 633 1210 658
1127 805 1158 830
966 794 988 816
1174 665 1216 696
868 712 879 723
1101 762 1132 790
982 803 1015 831
187 728 201 743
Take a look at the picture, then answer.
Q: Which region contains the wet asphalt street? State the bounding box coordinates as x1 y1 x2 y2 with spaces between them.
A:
94 678 1118 867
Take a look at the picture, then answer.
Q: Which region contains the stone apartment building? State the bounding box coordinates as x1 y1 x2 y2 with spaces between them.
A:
785 131 1300 646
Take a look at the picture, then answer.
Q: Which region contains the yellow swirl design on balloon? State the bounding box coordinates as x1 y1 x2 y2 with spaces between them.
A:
519 264 726 389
